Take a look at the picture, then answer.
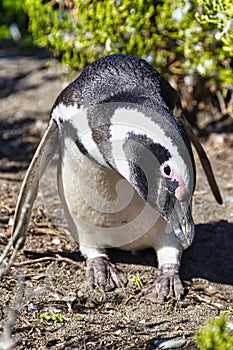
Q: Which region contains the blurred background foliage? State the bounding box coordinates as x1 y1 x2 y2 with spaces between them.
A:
1 0 233 126
1 0 232 89
195 313 233 350
0 0 32 47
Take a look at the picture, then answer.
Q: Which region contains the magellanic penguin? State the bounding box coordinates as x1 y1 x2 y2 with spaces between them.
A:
2 54 222 302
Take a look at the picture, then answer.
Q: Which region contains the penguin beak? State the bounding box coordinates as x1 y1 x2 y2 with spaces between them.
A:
168 200 195 249
158 186 195 249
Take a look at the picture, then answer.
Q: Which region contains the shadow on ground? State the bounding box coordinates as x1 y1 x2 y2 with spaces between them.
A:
181 220 233 285
0 118 41 168
23 220 233 287
107 220 233 286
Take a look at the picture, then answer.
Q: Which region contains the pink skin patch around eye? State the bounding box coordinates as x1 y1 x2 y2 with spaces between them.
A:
170 168 189 201
175 181 188 201
161 164 189 201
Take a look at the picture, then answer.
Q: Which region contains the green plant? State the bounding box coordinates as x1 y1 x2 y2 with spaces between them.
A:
0 0 32 46
37 312 63 323
156 0 233 86
196 0 233 53
24 0 158 71
23 0 233 88
195 313 233 350
195 0 233 86
132 274 143 289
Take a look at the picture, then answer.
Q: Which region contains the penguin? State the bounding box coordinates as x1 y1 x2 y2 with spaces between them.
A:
2 54 222 301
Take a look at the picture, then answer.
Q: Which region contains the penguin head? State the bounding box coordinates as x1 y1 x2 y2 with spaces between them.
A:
111 102 196 249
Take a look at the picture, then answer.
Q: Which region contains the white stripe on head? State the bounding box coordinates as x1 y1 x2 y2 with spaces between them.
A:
52 103 107 165
109 105 190 185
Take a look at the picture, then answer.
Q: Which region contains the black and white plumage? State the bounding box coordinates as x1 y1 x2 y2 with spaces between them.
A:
6 54 222 301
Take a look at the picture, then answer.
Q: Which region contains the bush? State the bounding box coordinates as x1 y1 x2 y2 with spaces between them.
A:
23 0 233 87
195 313 233 350
0 0 32 47
157 0 233 87
195 0 233 86
24 0 158 71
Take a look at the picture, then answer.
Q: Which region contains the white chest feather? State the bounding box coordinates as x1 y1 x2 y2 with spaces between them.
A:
58 134 175 252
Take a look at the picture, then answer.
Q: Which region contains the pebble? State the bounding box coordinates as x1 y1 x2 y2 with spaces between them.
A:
154 338 187 349
77 290 85 298
8 217 14 227
52 237 61 245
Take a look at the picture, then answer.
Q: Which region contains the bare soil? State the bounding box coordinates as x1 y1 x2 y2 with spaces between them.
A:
0 49 233 350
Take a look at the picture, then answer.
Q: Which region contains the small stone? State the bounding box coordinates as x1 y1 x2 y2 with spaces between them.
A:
77 290 85 298
138 319 146 324
52 237 61 245
154 338 187 349
8 217 14 226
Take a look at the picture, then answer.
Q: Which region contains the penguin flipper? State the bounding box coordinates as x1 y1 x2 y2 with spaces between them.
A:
0 120 58 273
178 113 223 205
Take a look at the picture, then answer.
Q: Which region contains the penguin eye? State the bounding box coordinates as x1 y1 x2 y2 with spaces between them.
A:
162 164 172 177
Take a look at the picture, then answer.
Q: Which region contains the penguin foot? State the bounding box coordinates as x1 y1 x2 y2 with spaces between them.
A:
86 257 127 291
142 263 184 303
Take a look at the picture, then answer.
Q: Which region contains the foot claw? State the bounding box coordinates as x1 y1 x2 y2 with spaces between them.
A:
143 263 183 302
86 257 126 291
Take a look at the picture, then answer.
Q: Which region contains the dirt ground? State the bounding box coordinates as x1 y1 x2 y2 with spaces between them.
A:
0 49 233 350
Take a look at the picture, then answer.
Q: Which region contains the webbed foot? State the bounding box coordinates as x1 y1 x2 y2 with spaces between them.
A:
143 263 184 302
86 257 127 291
